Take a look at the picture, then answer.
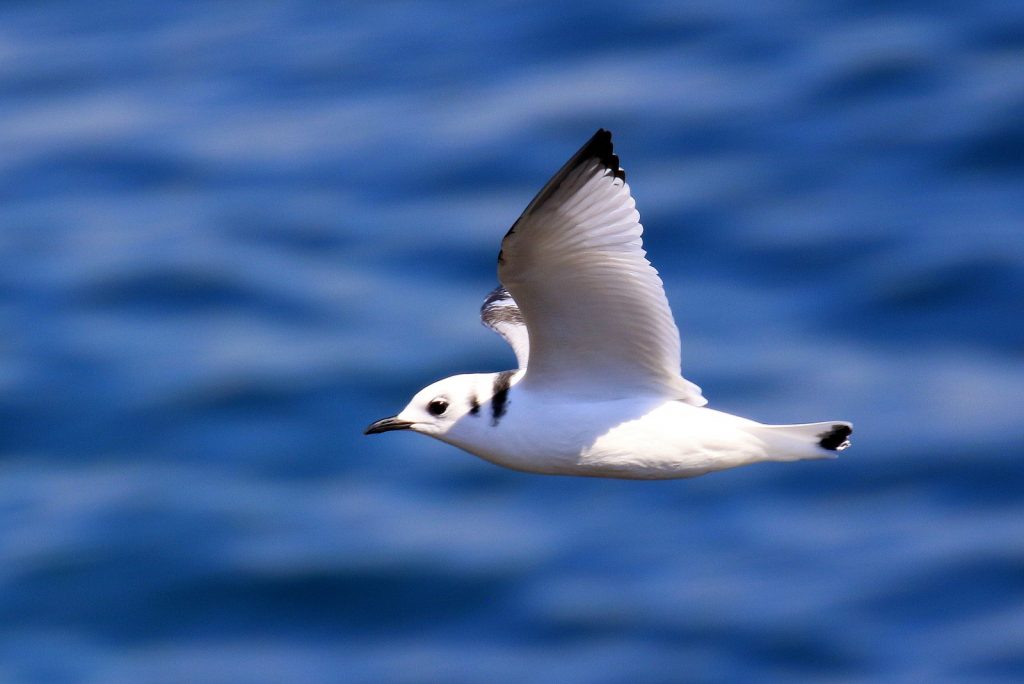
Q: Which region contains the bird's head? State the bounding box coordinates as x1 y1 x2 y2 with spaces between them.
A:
364 373 496 439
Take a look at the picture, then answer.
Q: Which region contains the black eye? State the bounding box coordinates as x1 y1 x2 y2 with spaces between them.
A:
427 398 449 416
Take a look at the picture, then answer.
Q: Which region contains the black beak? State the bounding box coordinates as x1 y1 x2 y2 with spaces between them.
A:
364 416 415 435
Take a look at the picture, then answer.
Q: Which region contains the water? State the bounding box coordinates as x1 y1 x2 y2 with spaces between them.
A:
1 1 1023 681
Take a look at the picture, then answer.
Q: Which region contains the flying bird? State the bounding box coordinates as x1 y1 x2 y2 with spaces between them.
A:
365 129 851 479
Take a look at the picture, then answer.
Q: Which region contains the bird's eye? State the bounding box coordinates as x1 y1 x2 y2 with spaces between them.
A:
427 398 449 416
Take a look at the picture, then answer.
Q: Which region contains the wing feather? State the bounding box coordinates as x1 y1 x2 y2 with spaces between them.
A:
480 286 530 369
497 129 705 404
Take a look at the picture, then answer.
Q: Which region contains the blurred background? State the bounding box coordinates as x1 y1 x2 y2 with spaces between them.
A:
1 1 1023 682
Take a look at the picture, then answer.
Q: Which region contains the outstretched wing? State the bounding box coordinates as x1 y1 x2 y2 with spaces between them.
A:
496 129 705 404
480 286 530 369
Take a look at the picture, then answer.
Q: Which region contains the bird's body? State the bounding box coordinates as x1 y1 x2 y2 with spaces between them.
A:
406 371 846 480
366 130 852 479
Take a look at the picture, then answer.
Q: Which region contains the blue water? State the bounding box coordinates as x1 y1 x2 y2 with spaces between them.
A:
2 1 1023 681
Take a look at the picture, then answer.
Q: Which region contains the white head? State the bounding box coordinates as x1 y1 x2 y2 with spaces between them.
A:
364 373 508 441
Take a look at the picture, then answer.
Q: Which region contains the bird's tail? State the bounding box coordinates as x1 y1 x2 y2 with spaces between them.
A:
754 421 853 461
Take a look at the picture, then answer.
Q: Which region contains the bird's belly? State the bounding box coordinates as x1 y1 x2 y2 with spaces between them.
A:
460 399 768 480
580 407 767 479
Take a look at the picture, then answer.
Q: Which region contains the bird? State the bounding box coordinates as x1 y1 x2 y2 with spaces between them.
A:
365 129 851 479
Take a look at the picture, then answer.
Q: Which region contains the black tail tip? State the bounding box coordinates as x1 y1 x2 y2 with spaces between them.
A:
818 424 853 451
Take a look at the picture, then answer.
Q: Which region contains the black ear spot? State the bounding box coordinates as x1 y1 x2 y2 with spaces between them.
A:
428 398 449 416
490 370 513 426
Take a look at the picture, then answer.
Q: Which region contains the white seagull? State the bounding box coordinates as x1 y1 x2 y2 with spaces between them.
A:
365 129 851 479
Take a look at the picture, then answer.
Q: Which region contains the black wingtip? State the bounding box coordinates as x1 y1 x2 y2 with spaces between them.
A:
502 128 627 250
586 128 625 182
817 424 853 451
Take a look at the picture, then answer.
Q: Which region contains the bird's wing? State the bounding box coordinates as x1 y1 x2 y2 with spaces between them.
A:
480 285 530 369
497 129 706 404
